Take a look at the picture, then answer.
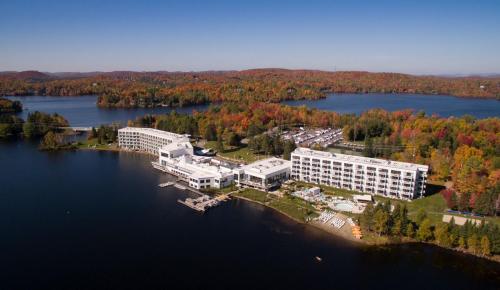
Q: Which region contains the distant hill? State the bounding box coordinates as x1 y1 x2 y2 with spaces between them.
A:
0 70 51 81
1 69 499 107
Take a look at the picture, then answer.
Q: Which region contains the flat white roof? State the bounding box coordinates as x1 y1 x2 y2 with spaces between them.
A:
240 157 291 177
160 141 193 152
118 127 189 140
292 147 428 172
166 155 233 179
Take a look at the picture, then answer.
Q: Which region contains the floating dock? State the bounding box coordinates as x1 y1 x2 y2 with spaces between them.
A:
178 195 218 212
158 182 174 187
177 194 231 212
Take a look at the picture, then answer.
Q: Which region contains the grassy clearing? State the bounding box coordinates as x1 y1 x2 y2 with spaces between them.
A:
233 188 318 222
76 138 118 150
268 195 318 222
205 141 265 163
406 194 446 224
232 188 270 203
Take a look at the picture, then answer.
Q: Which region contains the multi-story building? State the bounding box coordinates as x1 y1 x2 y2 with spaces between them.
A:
155 141 234 190
290 148 428 200
118 127 189 155
233 158 291 191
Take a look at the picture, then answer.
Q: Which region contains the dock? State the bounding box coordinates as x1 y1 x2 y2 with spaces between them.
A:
177 193 231 212
158 182 174 187
177 195 219 212
174 184 187 190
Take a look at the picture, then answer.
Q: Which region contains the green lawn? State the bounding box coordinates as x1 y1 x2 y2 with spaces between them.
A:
232 188 270 203
406 194 446 224
268 195 318 222
76 138 118 150
233 188 318 222
204 141 265 163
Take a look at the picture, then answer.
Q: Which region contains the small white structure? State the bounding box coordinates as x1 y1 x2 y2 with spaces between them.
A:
233 158 291 191
353 194 374 203
309 187 321 195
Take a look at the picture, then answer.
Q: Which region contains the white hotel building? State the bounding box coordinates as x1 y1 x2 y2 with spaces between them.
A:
118 127 190 155
233 158 291 191
291 148 428 200
157 141 234 190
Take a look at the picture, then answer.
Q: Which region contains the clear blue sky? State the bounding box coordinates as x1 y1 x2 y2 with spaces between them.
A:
1 0 499 74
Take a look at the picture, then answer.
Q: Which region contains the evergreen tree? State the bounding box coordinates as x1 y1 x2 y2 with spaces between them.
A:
480 236 491 256
227 132 241 147
22 122 36 138
204 123 217 141
474 187 499 216
248 137 259 152
39 131 62 150
247 123 261 137
260 134 272 155
216 132 224 152
467 234 479 254
392 219 402 236
450 192 459 210
363 137 375 157
406 223 415 238
416 209 427 226
458 192 471 212
435 223 451 247
374 209 389 236
361 203 375 231
283 140 296 160
458 236 466 249
272 135 284 155
400 205 409 235
417 219 433 241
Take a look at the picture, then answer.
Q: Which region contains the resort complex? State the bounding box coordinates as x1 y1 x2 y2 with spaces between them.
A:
290 147 428 200
118 127 428 200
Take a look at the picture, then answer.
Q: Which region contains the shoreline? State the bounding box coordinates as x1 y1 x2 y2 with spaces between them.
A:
231 194 500 262
71 146 500 263
231 194 364 244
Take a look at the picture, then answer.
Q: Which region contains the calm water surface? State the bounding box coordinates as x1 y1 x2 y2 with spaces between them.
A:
8 93 500 129
283 93 500 118
7 95 209 127
1 141 499 290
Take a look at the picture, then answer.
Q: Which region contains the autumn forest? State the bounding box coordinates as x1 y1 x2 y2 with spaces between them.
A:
1 69 499 108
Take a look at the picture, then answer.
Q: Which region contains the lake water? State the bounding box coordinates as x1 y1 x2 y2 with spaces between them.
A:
282 93 500 118
7 96 209 127
7 94 500 129
1 141 499 289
